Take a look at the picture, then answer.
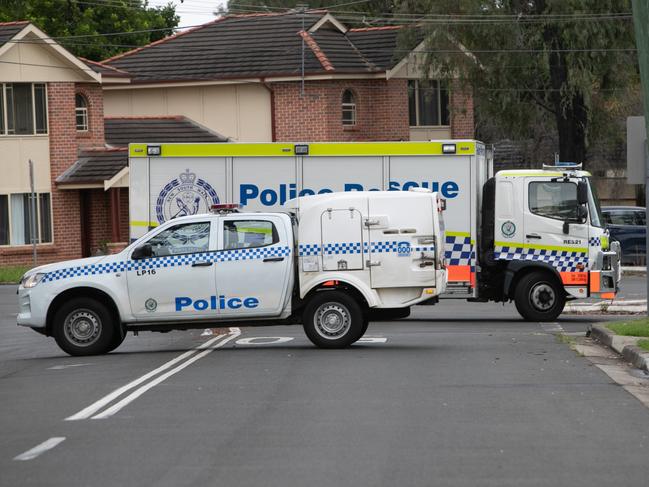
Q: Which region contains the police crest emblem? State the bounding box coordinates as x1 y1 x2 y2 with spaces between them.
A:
156 170 220 223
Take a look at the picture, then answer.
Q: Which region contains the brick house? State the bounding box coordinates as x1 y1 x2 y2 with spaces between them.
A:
1 12 475 266
102 12 474 143
0 22 226 266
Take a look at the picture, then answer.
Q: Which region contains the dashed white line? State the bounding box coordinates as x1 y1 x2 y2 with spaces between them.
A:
48 363 91 370
66 329 238 421
540 323 564 333
14 437 66 461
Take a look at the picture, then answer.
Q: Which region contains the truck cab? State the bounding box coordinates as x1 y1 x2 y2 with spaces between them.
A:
17 190 446 356
479 163 621 320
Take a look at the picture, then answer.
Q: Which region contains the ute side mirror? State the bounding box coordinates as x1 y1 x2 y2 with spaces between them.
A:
132 243 153 260
577 181 588 205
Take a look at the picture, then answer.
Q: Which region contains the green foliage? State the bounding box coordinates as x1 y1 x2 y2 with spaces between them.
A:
637 339 649 351
396 0 638 163
0 0 179 61
606 319 649 337
0 265 30 284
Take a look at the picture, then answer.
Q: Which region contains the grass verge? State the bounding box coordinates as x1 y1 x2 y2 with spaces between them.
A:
0 266 30 284
637 339 649 352
606 318 649 338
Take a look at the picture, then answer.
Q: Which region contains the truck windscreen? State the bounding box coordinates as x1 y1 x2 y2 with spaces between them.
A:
586 177 604 228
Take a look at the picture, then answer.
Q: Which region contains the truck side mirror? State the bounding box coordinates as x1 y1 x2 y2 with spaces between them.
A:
132 243 153 260
577 181 588 205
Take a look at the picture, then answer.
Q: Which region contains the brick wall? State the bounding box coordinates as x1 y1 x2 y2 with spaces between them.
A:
1 81 108 267
75 83 105 149
450 80 475 139
272 79 410 141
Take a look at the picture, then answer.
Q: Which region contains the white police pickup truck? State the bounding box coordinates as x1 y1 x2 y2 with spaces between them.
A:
17 191 447 355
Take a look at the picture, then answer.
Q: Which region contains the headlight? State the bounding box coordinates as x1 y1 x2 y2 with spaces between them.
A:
22 273 46 288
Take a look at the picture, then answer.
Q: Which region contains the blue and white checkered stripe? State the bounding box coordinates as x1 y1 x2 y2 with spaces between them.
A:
298 241 435 257
43 245 292 282
494 245 587 272
588 237 601 247
445 234 473 267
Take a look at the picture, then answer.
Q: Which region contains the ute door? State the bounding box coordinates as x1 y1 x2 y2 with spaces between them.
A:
368 194 437 288
523 178 589 283
214 216 292 317
127 219 217 320
321 208 364 271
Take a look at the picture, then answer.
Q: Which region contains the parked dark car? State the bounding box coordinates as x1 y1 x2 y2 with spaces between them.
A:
602 206 646 266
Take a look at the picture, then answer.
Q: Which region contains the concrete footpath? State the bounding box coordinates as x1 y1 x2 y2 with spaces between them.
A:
590 324 649 372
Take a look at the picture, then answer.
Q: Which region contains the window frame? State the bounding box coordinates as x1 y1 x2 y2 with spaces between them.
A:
408 79 450 128
143 221 212 258
0 191 53 246
75 93 89 132
341 89 357 127
528 181 579 222
0 83 48 136
220 219 280 251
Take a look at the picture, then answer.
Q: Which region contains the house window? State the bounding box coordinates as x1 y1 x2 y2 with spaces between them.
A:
0 192 52 246
75 93 88 131
408 80 449 127
342 89 356 126
0 83 48 135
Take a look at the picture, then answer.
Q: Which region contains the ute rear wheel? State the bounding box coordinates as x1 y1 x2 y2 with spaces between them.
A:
303 291 364 349
514 271 565 322
53 297 117 356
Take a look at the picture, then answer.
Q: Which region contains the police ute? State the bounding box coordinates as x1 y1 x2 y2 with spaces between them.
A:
17 191 447 355
127 140 621 322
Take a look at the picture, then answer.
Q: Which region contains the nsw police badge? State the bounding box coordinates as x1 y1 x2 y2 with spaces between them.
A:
156 170 220 223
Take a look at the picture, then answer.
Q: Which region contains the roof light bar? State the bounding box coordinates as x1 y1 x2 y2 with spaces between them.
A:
210 203 241 214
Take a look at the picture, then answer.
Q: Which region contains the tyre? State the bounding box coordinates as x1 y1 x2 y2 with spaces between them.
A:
360 316 370 337
53 297 117 356
514 271 566 322
302 291 364 348
106 325 127 353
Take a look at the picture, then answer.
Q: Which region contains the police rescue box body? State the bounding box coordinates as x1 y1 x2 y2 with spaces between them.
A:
17 190 446 356
128 140 620 321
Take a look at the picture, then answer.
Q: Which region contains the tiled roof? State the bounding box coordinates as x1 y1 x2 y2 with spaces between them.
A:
0 21 29 49
56 148 128 184
58 116 228 184
103 12 415 82
80 57 131 78
104 116 228 146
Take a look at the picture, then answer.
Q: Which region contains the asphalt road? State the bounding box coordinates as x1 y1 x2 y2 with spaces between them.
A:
1 284 649 487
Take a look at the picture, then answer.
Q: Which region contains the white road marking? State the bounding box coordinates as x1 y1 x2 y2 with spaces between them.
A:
91 328 241 420
236 336 294 345
14 437 66 461
65 331 232 421
48 363 91 370
357 337 388 343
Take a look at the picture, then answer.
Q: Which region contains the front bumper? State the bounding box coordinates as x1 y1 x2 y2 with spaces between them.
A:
16 286 47 328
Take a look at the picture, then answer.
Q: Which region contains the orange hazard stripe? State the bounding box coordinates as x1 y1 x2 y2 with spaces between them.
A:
560 272 588 286
589 271 600 293
600 292 615 299
448 265 471 282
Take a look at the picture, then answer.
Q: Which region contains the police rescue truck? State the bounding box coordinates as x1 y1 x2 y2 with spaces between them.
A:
126 140 620 321
17 190 447 355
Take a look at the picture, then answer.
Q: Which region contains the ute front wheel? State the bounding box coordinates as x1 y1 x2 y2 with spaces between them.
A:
514 271 565 322
53 297 117 356
303 291 364 348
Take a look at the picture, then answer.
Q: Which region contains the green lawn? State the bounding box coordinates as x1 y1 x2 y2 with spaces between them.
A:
606 318 649 338
0 266 30 284
638 339 649 352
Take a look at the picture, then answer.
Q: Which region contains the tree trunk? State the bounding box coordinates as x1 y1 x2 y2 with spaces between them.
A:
545 24 589 164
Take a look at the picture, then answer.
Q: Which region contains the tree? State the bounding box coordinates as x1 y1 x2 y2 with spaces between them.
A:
397 0 638 164
0 0 179 61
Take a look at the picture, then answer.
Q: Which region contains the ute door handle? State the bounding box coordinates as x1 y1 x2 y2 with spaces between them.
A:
263 257 285 262
192 261 213 267
526 233 542 239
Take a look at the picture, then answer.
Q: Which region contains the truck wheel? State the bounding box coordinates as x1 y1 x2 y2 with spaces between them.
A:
303 291 364 348
53 297 116 356
514 271 565 322
106 325 127 353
